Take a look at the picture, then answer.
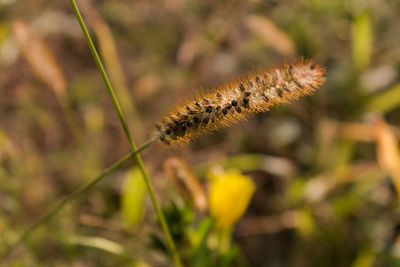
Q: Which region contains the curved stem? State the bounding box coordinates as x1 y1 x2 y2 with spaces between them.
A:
68 1 182 266
2 140 154 261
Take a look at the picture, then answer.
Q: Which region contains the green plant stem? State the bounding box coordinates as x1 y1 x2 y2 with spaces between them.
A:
68 1 182 266
218 227 232 254
2 140 153 261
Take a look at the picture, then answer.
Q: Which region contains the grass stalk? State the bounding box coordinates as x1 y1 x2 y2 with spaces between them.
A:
68 1 182 266
1 140 154 261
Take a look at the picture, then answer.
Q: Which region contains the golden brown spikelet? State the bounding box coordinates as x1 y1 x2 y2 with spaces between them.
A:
154 58 325 145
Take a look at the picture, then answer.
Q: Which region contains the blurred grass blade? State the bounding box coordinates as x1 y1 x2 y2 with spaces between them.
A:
335 120 375 142
1 140 153 262
316 119 339 168
366 83 400 113
68 1 182 265
121 167 148 227
246 15 295 56
12 20 66 95
80 1 144 141
69 235 127 256
191 217 214 267
352 11 372 71
12 20 81 141
373 117 400 197
332 139 355 176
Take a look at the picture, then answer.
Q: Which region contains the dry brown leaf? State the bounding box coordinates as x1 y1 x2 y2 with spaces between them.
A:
339 121 375 142
164 157 207 212
12 20 66 95
246 15 296 56
373 117 400 195
325 119 381 142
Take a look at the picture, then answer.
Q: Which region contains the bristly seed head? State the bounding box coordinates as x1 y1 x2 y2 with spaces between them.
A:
154 58 325 146
276 88 283 98
239 83 245 91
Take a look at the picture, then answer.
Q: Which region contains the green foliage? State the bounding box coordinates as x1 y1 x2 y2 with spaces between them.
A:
352 11 373 72
121 167 148 227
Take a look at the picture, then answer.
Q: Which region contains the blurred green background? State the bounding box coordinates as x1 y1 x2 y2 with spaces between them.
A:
1 0 400 266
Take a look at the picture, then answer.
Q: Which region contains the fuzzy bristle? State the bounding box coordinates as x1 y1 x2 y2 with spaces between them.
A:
154 58 325 145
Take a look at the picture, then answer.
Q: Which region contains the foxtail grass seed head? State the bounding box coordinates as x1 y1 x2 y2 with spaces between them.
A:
154 58 325 145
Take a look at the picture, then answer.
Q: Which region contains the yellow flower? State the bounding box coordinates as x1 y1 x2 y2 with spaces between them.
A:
208 169 255 229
